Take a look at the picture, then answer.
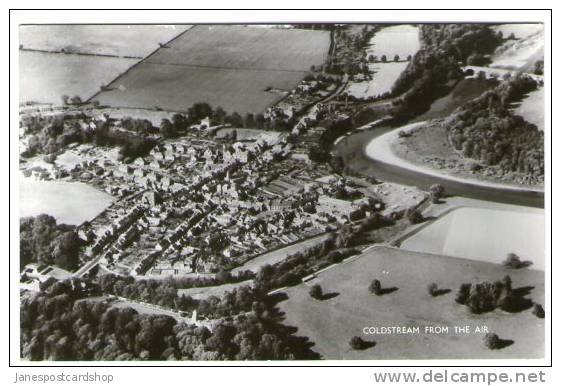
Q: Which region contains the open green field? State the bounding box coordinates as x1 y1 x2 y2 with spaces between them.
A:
93 25 330 114
402 207 545 270
278 246 544 359
19 51 138 104
20 25 191 58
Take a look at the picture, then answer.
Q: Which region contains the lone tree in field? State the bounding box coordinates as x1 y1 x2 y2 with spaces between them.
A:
380 55 387 63
394 54 400 62
484 333 501 350
369 279 382 295
309 284 323 300
427 283 439 297
429 184 445 204
532 304 545 319
502 253 531 269
349 336 368 350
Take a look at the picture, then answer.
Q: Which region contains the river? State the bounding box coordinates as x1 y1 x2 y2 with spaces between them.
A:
334 125 544 208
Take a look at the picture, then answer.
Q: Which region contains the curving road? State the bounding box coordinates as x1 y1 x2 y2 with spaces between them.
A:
334 124 544 208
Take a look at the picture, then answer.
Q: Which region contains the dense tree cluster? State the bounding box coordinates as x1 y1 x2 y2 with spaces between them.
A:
21 113 95 157
20 215 82 271
391 24 503 119
326 25 377 76
21 278 319 360
445 75 543 182
455 275 532 314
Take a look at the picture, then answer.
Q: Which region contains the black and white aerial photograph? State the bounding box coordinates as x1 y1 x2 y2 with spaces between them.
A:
11 9 550 368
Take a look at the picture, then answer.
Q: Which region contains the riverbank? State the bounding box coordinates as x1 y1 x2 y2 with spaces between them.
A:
365 121 544 194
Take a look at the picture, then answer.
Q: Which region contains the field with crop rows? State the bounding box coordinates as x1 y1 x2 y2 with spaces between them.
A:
92 25 330 114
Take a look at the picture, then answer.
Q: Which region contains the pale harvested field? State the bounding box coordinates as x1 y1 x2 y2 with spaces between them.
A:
366 25 420 59
402 207 545 270
346 62 408 98
513 87 544 131
93 25 330 114
278 246 545 360
19 51 137 104
20 25 191 58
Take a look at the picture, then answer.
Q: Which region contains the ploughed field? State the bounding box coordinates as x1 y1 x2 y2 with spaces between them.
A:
278 246 544 360
92 25 330 114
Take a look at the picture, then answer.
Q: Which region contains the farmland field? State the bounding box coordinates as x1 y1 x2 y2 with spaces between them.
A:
490 24 544 71
19 51 138 104
366 25 420 60
346 62 408 99
492 24 543 41
92 63 305 114
20 25 191 58
93 25 330 115
401 207 545 270
278 246 544 359
145 25 330 71
20 173 114 225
